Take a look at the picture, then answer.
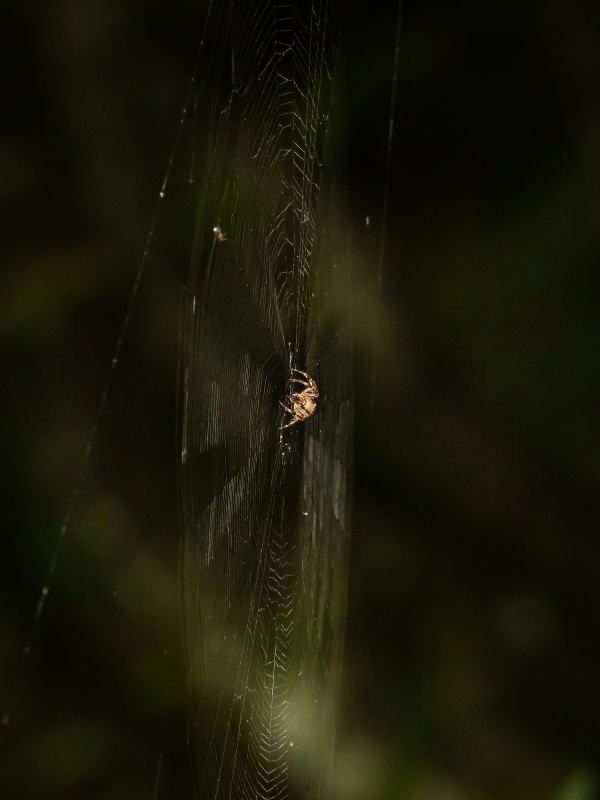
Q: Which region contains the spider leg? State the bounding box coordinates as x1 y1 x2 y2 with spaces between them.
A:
279 400 303 429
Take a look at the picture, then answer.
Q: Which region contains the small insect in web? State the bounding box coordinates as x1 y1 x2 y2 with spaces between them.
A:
213 224 226 241
279 369 319 429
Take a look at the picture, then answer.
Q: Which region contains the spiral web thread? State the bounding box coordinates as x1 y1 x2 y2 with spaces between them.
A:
179 2 352 798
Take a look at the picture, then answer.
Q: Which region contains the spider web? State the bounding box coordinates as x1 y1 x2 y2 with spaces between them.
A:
179 2 353 798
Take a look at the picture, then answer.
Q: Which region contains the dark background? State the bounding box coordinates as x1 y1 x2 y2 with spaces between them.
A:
2 1 600 798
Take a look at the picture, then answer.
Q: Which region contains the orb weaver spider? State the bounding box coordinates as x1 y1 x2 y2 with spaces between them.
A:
279 370 319 429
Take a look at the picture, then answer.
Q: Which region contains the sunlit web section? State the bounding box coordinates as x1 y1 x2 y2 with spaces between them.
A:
179 1 352 799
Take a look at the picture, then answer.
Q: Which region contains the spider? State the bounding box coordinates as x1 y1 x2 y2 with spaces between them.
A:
213 225 227 242
279 369 319 429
